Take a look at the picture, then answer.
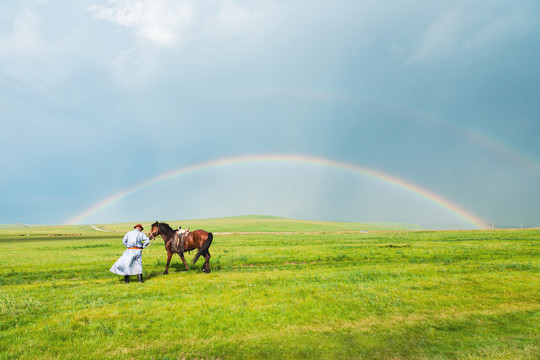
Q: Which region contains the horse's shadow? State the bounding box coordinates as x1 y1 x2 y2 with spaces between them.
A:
142 273 161 282
145 260 192 280
154 260 214 278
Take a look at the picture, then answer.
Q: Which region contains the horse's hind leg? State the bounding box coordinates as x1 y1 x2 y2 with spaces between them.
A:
164 251 173 275
179 252 189 271
203 251 211 273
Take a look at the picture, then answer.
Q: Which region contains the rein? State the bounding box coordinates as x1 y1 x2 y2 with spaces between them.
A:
146 233 159 249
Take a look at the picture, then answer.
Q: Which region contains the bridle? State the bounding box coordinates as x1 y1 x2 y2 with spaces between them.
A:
145 223 162 249
148 221 161 239
148 225 160 239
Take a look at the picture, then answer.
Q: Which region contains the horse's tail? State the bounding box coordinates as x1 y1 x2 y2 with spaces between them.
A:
192 232 213 265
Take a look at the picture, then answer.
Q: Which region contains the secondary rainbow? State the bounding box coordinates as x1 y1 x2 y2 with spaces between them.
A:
65 154 489 229
230 90 540 176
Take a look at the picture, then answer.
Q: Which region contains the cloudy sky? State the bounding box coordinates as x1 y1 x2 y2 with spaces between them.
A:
1 0 539 229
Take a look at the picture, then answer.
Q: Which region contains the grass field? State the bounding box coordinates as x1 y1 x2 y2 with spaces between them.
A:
0 217 538 359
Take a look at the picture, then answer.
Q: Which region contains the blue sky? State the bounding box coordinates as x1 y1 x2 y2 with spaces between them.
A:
1 0 539 229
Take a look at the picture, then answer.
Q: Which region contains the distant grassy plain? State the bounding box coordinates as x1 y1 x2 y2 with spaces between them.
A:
0 216 538 359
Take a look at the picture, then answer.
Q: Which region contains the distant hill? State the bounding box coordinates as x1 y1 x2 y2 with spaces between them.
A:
0 223 33 229
96 215 422 233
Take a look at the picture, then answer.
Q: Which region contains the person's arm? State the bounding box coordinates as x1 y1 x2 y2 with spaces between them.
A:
142 232 151 249
123 233 129 247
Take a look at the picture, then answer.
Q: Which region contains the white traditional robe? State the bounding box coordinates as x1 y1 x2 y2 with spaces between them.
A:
110 229 150 275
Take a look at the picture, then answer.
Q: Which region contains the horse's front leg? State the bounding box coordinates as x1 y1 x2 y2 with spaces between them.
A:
164 251 173 274
179 252 189 271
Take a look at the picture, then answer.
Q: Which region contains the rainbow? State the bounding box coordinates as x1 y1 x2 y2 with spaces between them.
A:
65 154 489 229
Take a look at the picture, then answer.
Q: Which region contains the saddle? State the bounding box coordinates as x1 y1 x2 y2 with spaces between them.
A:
172 227 190 253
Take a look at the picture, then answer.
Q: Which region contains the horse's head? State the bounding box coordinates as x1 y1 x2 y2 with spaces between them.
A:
148 221 160 239
148 221 175 239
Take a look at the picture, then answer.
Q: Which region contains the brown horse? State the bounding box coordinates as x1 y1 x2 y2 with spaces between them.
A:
148 221 213 274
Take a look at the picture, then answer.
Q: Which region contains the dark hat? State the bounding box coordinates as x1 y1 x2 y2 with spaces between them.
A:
134 224 144 230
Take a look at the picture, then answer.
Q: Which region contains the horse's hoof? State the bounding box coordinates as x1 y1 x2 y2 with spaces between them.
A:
163 272 169 275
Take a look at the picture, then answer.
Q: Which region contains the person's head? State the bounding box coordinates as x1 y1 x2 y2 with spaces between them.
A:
134 224 144 231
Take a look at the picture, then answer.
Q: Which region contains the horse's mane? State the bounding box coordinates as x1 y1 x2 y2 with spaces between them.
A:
153 221 175 238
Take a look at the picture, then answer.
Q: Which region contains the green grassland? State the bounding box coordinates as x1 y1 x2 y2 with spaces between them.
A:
0 217 538 359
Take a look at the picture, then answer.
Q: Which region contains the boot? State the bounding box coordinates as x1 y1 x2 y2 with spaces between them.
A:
124 275 130 284
138 274 143 283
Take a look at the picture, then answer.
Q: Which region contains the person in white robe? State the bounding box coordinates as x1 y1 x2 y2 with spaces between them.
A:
110 224 150 283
